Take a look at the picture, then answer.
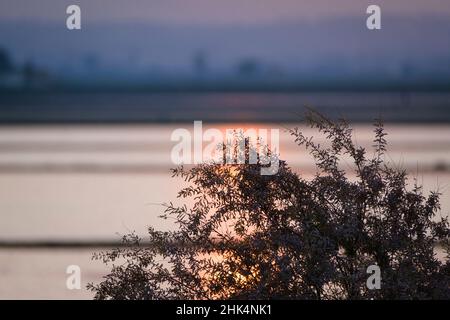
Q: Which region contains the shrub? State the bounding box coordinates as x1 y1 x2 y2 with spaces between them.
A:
89 111 450 300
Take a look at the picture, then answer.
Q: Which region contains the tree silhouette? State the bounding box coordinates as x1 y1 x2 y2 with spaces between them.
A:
89 112 450 300
0 47 13 75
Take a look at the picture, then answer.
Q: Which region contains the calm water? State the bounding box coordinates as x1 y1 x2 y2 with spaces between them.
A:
0 123 449 299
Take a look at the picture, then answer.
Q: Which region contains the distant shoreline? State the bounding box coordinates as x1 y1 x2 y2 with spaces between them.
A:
2 84 450 94
1 90 450 124
0 240 446 250
0 240 150 249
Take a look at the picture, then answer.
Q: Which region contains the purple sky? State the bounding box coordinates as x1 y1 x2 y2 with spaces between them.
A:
1 0 449 25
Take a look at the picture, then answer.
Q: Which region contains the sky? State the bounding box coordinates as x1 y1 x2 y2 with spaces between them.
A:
0 0 449 79
0 0 449 25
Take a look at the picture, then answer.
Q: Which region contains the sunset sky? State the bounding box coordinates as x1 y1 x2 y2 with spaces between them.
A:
1 0 449 24
1 0 449 77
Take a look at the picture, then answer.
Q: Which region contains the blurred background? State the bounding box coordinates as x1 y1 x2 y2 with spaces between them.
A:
0 0 449 299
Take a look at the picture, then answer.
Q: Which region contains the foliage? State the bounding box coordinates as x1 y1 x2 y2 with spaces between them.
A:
89 111 450 299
